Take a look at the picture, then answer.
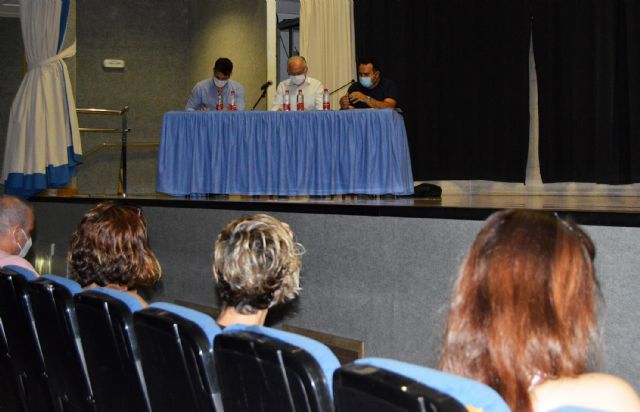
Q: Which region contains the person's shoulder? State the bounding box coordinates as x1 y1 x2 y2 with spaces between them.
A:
306 77 323 87
0 255 38 275
229 79 244 90
533 373 640 412
193 78 211 89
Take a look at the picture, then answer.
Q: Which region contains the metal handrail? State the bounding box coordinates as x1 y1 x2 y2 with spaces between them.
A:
77 106 130 197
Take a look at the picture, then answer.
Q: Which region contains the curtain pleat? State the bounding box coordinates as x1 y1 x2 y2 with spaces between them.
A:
2 0 82 196
300 0 357 110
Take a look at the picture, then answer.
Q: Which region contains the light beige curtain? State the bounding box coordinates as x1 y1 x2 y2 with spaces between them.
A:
300 0 356 110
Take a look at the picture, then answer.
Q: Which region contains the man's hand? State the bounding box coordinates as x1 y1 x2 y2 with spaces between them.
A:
340 94 354 110
195 106 210 111
348 91 370 105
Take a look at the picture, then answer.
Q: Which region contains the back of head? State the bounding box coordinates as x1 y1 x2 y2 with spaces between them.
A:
213 214 303 314
0 195 32 235
439 210 598 412
68 202 161 289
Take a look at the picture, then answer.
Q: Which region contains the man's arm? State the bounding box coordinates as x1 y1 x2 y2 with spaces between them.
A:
235 83 246 110
185 84 201 110
271 82 285 111
348 92 397 109
314 81 325 110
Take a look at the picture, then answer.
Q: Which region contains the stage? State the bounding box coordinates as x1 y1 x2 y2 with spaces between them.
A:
29 192 640 391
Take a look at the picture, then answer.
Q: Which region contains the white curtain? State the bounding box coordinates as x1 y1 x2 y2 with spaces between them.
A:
300 0 356 110
2 0 81 196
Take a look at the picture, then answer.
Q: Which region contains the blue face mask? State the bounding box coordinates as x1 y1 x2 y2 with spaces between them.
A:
359 76 373 89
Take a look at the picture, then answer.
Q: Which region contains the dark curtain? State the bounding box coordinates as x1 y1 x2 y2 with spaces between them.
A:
533 0 640 183
354 0 531 182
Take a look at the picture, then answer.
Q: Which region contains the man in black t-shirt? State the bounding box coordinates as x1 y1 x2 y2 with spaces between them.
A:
340 57 399 109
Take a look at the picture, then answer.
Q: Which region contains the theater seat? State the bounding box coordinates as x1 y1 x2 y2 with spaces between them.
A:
0 266 53 412
214 324 340 412
133 302 223 412
74 288 151 412
29 274 96 412
333 357 511 412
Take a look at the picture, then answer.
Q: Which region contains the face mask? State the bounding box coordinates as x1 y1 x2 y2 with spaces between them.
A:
15 228 32 258
213 78 228 88
359 76 373 89
290 74 306 86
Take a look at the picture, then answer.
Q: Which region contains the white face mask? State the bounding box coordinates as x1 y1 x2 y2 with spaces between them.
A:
15 228 32 258
213 78 228 88
289 74 306 86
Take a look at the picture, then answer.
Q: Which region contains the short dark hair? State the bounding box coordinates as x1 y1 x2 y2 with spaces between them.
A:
357 56 381 72
213 57 233 76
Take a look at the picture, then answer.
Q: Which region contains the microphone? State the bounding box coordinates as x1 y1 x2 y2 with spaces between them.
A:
260 81 273 91
330 79 355 95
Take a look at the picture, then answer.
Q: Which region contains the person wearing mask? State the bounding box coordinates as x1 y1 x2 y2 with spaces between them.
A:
0 195 36 273
271 56 324 111
340 57 399 109
186 57 246 111
212 214 304 328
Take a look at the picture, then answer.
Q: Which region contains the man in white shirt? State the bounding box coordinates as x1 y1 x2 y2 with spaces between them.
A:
0 196 36 274
271 56 324 111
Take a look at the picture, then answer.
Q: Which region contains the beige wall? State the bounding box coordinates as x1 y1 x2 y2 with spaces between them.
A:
190 0 268 110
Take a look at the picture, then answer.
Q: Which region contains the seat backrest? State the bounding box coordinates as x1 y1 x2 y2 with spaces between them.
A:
334 357 511 412
0 266 53 411
133 302 223 412
74 288 151 412
214 324 340 412
29 274 96 412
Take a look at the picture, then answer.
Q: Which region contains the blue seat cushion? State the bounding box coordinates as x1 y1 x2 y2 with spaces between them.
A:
222 324 340 395
3 264 37 281
89 287 144 312
147 302 221 344
40 274 82 295
356 358 510 412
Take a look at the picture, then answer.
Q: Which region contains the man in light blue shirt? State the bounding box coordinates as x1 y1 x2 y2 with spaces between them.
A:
186 57 246 111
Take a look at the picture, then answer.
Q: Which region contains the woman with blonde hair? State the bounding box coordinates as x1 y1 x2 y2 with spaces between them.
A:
68 202 161 306
212 214 303 328
439 209 640 412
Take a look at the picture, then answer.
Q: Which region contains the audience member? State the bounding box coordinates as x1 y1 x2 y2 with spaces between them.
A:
0 195 37 273
68 202 161 307
340 57 399 109
439 209 640 412
271 56 324 111
212 214 304 328
186 57 246 111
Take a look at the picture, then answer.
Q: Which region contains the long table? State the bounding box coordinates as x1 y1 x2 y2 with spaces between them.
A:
156 109 414 196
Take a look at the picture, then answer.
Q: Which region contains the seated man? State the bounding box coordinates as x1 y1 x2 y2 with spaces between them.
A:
0 195 36 273
212 214 304 327
340 57 399 110
186 57 246 111
271 56 324 111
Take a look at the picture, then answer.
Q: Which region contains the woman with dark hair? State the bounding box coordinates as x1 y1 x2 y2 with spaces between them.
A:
68 202 161 306
439 210 640 412
212 214 304 328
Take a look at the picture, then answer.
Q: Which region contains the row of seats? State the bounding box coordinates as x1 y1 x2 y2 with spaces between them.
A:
0 266 589 412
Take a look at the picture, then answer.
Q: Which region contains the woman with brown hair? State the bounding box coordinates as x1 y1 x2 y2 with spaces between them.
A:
68 202 161 306
439 209 640 412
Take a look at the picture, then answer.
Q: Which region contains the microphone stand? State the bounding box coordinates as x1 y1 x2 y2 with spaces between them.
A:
251 89 268 110
330 80 355 95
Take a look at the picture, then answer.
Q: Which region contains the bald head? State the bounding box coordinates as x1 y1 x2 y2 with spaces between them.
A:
287 56 308 76
0 196 33 235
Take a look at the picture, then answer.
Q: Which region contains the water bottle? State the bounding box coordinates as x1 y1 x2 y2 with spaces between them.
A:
229 90 237 111
283 90 291 111
296 89 304 111
323 88 330 110
216 93 223 111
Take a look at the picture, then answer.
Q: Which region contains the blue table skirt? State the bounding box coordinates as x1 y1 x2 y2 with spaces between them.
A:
156 109 414 196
